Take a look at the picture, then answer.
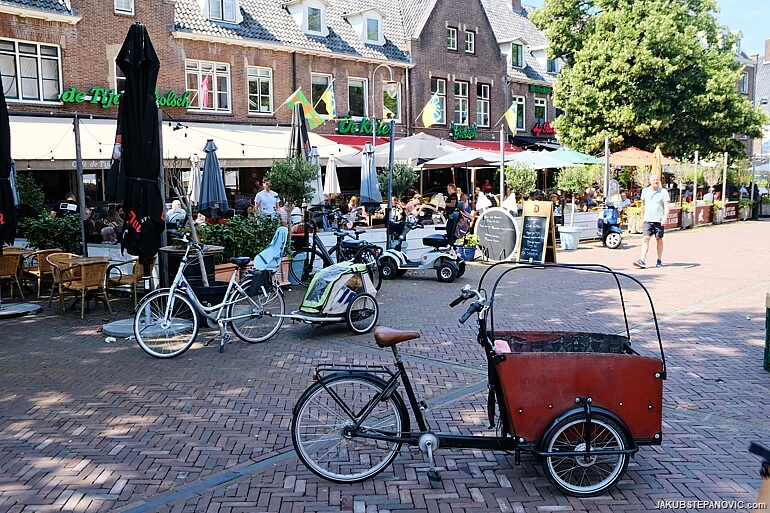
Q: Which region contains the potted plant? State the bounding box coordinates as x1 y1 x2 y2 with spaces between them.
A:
738 199 753 220
762 196 770 216
378 162 419 202
712 200 725 224
25 213 82 253
625 206 643 233
457 233 479 261
680 201 694 229
555 166 594 250
504 162 537 212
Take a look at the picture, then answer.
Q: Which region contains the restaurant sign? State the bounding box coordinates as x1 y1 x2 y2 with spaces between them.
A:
337 116 392 136
60 86 191 109
450 123 477 140
529 84 552 95
532 121 555 136
723 201 739 221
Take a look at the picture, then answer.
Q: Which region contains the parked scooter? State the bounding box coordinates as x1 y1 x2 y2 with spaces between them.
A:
379 211 465 283
597 202 622 249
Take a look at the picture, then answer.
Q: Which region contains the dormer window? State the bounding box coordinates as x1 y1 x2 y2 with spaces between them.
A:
206 0 239 23
284 0 329 36
344 8 385 46
511 43 524 68
547 58 558 73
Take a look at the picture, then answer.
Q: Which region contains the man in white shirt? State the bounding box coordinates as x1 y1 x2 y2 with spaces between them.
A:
166 199 186 226
633 174 670 269
255 180 279 217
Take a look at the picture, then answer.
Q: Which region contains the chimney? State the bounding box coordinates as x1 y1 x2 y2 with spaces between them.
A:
510 0 522 12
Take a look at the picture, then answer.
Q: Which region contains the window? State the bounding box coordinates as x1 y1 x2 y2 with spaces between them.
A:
366 18 379 42
534 98 547 125
308 6 322 33
383 84 400 121
115 64 126 94
348 78 367 117
547 58 558 73
454 81 469 125
512 95 525 130
311 74 331 116
447 28 457 50
741 71 749 94
0 38 61 102
208 0 237 23
185 60 230 112
511 43 524 68
465 31 475 54
476 83 489 127
430 78 446 125
247 66 272 114
114 0 134 15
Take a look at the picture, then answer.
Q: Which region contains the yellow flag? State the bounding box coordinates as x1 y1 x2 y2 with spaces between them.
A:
504 103 518 133
320 83 336 119
383 105 395 120
422 93 442 128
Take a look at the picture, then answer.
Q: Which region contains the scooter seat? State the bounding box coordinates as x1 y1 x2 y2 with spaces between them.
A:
422 234 451 248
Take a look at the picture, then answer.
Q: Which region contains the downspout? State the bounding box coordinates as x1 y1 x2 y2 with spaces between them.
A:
405 65 411 136
292 52 297 91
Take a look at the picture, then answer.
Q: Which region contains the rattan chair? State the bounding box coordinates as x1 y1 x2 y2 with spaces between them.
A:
107 256 155 307
58 260 113 318
46 253 80 308
0 253 24 300
22 248 62 298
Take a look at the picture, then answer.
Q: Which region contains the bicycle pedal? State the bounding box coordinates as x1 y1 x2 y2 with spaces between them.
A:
427 469 442 488
418 400 428 411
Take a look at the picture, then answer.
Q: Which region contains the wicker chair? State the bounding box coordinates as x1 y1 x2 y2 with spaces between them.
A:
46 253 80 308
22 248 62 298
0 253 24 300
58 261 113 318
107 256 155 307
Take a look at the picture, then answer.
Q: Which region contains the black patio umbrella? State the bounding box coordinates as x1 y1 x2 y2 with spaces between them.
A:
105 104 125 203
116 22 164 267
288 103 311 160
0 76 16 250
198 139 230 219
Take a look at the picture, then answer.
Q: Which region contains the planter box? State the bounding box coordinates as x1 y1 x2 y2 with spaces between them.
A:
557 225 582 251
724 201 739 222
214 262 252 282
158 245 224 288
627 214 643 234
681 212 694 229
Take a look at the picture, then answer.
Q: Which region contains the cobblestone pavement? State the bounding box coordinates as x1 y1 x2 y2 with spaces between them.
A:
0 219 768 513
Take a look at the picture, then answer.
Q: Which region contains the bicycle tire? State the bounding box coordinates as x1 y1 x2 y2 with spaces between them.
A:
290 248 328 287
346 293 379 334
292 374 408 483
356 248 381 290
228 277 285 343
134 289 199 358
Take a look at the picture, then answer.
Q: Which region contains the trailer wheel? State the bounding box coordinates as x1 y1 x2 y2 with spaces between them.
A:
346 293 379 334
541 412 629 497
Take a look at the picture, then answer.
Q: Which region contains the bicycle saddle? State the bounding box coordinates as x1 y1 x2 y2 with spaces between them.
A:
374 327 421 347
230 257 251 267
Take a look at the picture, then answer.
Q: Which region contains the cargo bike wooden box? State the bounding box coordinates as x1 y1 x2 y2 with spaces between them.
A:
291 262 666 497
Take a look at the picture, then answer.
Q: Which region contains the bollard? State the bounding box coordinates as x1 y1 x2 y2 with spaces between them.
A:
765 294 770 373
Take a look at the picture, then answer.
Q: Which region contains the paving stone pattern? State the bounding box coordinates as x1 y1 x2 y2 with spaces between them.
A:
0 220 768 512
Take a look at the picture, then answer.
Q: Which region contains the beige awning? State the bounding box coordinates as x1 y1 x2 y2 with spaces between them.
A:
9 116 356 170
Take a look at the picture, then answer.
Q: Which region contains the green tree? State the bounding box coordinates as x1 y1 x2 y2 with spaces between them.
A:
377 162 419 201
25 213 82 253
531 0 767 160
504 163 537 200
266 157 317 208
15 172 46 213
556 165 594 226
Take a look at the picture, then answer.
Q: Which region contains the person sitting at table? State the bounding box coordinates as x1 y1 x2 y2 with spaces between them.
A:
101 226 118 244
166 200 187 227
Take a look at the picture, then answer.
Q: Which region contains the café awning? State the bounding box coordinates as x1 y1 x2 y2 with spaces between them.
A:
9 116 356 170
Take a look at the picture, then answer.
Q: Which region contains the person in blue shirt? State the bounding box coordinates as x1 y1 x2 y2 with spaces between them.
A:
633 174 670 269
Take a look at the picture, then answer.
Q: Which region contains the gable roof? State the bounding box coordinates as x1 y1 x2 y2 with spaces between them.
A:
399 0 435 39
173 0 411 63
0 0 74 15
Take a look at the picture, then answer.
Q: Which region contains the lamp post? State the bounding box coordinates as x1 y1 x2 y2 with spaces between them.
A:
370 63 399 245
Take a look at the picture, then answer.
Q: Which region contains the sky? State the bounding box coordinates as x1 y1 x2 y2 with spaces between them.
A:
524 0 770 57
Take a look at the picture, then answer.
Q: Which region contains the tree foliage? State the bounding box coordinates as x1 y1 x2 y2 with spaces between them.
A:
266 157 317 208
504 163 537 200
531 0 767 160
377 162 419 200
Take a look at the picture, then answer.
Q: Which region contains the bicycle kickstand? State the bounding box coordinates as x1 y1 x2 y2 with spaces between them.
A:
217 320 231 353
419 433 442 488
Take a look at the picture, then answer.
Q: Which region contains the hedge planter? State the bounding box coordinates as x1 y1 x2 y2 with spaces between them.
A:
557 226 582 251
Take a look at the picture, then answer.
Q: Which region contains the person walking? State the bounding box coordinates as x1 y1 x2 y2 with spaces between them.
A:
634 173 670 269
255 180 279 217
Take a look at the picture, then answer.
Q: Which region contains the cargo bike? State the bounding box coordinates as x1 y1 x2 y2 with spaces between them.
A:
291 262 666 497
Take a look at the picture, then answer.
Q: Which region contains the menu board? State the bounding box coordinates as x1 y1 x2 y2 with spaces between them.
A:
515 200 557 264
519 215 548 263
475 207 518 262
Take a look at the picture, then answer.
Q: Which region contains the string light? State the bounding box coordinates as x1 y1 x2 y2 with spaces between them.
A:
26 161 31 170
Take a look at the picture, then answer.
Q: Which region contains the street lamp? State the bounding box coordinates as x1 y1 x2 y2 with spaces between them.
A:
370 63 399 148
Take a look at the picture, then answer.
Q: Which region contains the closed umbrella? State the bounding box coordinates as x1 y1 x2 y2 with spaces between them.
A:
0 73 16 248
288 103 311 160
187 153 202 206
324 154 341 197
105 106 125 203
359 142 382 208
198 139 230 218
652 147 664 181
308 146 324 207
117 22 164 268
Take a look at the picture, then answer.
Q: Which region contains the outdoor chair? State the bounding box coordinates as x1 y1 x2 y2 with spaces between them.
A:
58 260 113 319
22 248 62 298
0 253 24 301
107 256 155 307
46 253 80 309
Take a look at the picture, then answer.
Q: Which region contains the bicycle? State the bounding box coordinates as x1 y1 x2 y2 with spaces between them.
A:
133 233 284 358
750 443 770 507
290 211 381 289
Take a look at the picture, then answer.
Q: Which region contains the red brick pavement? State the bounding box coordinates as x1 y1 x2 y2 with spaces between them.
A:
0 219 768 512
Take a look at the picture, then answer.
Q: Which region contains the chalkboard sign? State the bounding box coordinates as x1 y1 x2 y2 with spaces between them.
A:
519 215 547 263
514 200 557 264
475 207 518 262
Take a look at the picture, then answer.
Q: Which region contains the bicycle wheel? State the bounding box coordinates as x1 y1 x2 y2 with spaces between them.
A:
356 249 381 290
346 293 379 334
290 248 327 287
228 278 285 343
134 289 199 358
541 412 629 497
292 374 408 483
